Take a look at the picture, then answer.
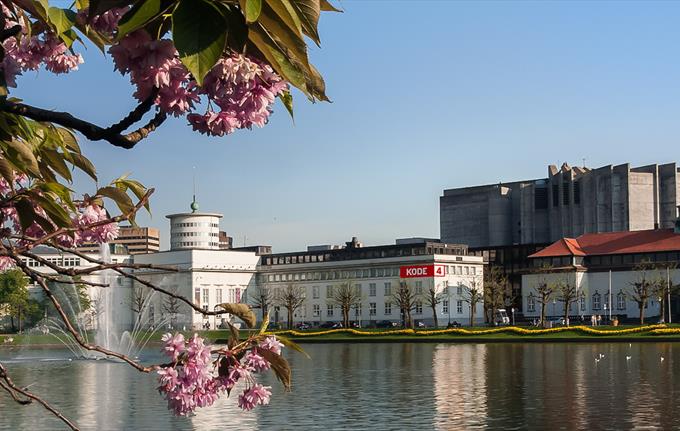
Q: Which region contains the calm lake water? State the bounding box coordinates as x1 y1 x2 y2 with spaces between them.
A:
1 342 679 430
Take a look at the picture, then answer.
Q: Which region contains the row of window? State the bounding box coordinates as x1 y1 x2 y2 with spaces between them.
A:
264 246 468 266
171 232 219 238
22 257 81 268
309 300 466 317
265 265 477 283
172 241 219 248
193 287 241 313
526 291 629 313
173 222 219 228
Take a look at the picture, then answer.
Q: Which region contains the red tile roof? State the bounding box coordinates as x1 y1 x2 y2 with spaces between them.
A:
528 229 680 258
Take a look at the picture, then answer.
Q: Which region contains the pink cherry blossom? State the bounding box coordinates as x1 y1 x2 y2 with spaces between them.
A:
238 384 272 411
161 332 185 361
259 336 284 355
245 350 270 372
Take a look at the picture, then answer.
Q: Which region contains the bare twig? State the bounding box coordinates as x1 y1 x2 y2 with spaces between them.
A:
0 363 80 430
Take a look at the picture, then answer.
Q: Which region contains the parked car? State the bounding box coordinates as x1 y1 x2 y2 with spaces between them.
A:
319 321 342 329
447 321 462 328
296 322 311 330
375 320 397 328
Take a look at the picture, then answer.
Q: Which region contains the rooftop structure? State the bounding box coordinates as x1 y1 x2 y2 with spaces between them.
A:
167 199 222 250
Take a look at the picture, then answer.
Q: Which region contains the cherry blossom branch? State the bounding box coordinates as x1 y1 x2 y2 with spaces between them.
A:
0 100 165 149
12 258 156 372
7 188 154 254
0 363 80 430
19 248 179 278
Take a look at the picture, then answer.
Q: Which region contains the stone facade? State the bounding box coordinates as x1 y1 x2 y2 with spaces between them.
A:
440 162 680 248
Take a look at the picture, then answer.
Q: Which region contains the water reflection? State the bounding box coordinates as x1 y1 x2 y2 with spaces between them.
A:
1 343 680 430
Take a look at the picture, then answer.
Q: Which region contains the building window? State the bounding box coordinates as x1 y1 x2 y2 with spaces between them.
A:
457 286 463 295
443 300 449 314
327 304 334 317
535 186 548 210
326 285 333 298
384 282 392 296
415 281 423 295
313 304 320 317
355 284 362 296
562 181 570 205
369 302 376 316
617 292 626 310
216 289 222 304
527 294 536 313
202 289 209 305
369 283 377 297
384 302 392 315
592 292 601 311
580 293 586 311
312 286 319 299
456 300 463 314
415 301 423 314
194 288 201 304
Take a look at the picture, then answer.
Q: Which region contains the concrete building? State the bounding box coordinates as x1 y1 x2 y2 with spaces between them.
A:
440 162 680 248
77 226 160 255
521 228 680 322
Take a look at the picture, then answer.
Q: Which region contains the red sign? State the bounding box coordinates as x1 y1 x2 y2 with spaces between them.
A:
400 264 446 278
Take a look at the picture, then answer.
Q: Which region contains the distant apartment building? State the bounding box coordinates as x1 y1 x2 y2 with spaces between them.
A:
77 226 160 255
440 162 680 248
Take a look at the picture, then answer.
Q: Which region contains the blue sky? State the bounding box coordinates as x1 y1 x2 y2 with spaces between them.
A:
15 1 680 251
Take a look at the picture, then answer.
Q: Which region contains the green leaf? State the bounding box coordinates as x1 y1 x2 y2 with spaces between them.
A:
290 0 321 45
266 0 302 37
278 90 294 122
256 346 291 390
0 158 15 185
69 153 97 181
172 0 227 85
116 0 169 40
97 186 133 215
259 2 309 67
275 334 310 358
116 178 150 213
3 140 40 176
217 303 257 328
42 149 72 182
14 198 36 231
249 26 306 90
320 0 342 12
241 0 262 23
30 192 73 228
48 7 77 35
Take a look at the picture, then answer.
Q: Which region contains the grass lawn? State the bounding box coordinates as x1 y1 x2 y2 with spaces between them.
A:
4 324 680 346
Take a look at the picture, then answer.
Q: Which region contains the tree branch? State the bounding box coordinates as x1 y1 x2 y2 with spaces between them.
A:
105 89 160 135
0 363 80 430
0 100 166 149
